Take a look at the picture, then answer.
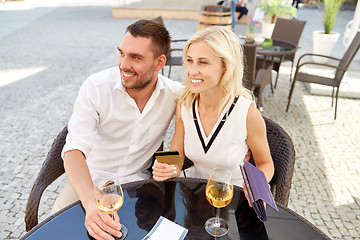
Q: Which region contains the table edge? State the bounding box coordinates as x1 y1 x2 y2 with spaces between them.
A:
275 202 332 240
19 200 82 240
19 177 332 240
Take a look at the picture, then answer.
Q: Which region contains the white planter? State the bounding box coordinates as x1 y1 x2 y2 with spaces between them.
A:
312 30 340 63
261 21 275 39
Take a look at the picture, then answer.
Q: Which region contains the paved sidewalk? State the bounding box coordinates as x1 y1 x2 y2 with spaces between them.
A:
0 0 359 239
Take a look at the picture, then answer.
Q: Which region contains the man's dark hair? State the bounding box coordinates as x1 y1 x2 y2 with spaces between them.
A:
126 20 171 58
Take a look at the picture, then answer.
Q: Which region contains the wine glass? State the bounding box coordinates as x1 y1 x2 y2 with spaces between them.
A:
205 168 233 237
94 179 128 240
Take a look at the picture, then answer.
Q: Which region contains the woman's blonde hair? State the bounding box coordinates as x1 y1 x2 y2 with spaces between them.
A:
178 26 253 110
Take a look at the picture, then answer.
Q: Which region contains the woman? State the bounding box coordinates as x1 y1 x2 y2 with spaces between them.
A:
153 26 274 187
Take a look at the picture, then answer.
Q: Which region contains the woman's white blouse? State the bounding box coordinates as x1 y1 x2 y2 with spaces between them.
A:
181 96 254 186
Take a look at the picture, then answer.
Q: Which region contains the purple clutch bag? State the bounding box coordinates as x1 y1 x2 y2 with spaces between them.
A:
240 161 279 222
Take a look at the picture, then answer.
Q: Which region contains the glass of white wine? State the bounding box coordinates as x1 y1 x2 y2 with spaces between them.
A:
94 179 128 240
205 168 233 237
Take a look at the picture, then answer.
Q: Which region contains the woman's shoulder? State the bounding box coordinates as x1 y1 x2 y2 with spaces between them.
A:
235 96 255 112
158 74 183 94
237 95 253 103
179 101 193 121
246 104 266 131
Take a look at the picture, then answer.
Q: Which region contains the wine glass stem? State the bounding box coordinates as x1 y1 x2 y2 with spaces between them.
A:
215 208 221 227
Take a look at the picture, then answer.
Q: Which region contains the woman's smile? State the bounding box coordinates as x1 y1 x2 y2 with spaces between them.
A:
190 78 204 86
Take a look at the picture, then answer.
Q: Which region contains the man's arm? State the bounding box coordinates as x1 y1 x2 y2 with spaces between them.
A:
64 150 122 240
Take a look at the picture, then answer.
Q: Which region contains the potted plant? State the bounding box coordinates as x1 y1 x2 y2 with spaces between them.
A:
256 0 297 38
313 0 344 62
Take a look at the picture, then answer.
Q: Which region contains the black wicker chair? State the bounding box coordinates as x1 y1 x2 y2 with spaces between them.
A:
24 126 164 232
182 117 296 206
264 117 296 206
25 126 68 232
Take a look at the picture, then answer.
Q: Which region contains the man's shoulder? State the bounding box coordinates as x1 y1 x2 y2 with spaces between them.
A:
158 74 183 93
86 67 119 86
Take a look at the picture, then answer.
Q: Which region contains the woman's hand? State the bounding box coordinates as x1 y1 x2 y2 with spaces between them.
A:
242 182 252 207
242 181 267 217
244 149 250 162
152 160 181 181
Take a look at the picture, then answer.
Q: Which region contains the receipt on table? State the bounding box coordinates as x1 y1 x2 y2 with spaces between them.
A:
142 216 188 240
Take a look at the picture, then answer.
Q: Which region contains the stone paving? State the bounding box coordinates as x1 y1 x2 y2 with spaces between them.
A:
0 0 359 239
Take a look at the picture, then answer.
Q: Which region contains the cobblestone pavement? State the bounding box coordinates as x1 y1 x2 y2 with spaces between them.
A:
1 1 359 239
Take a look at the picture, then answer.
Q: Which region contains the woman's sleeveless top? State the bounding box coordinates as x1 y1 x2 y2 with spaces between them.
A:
181 96 254 186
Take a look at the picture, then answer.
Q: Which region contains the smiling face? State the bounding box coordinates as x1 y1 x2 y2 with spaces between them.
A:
185 41 225 96
117 32 161 91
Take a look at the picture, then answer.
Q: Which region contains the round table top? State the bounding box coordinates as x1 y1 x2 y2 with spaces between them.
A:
255 39 297 57
21 178 330 240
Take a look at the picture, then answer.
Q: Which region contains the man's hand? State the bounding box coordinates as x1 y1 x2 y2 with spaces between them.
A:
84 201 122 240
152 160 181 181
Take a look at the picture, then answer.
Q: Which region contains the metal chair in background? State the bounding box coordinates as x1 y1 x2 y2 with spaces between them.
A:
286 31 360 120
243 43 256 90
257 18 306 88
153 16 187 78
243 44 272 109
271 18 306 87
163 39 185 78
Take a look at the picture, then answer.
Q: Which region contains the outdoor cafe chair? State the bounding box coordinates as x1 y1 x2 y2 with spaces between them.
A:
257 18 306 88
153 16 187 78
271 18 306 87
182 117 296 206
24 126 164 232
263 117 296 206
25 126 67 232
286 31 360 120
243 44 272 109
243 43 256 91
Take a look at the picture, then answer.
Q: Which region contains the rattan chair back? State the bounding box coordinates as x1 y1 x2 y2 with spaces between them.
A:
287 31 360 119
243 44 257 90
335 31 360 82
25 126 67 231
271 18 306 62
267 18 306 86
25 126 165 232
264 117 295 206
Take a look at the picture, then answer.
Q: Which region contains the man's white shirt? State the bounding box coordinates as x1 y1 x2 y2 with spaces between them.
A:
62 67 182 183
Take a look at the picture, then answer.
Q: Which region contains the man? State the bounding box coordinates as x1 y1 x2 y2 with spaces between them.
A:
53 20 182 240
